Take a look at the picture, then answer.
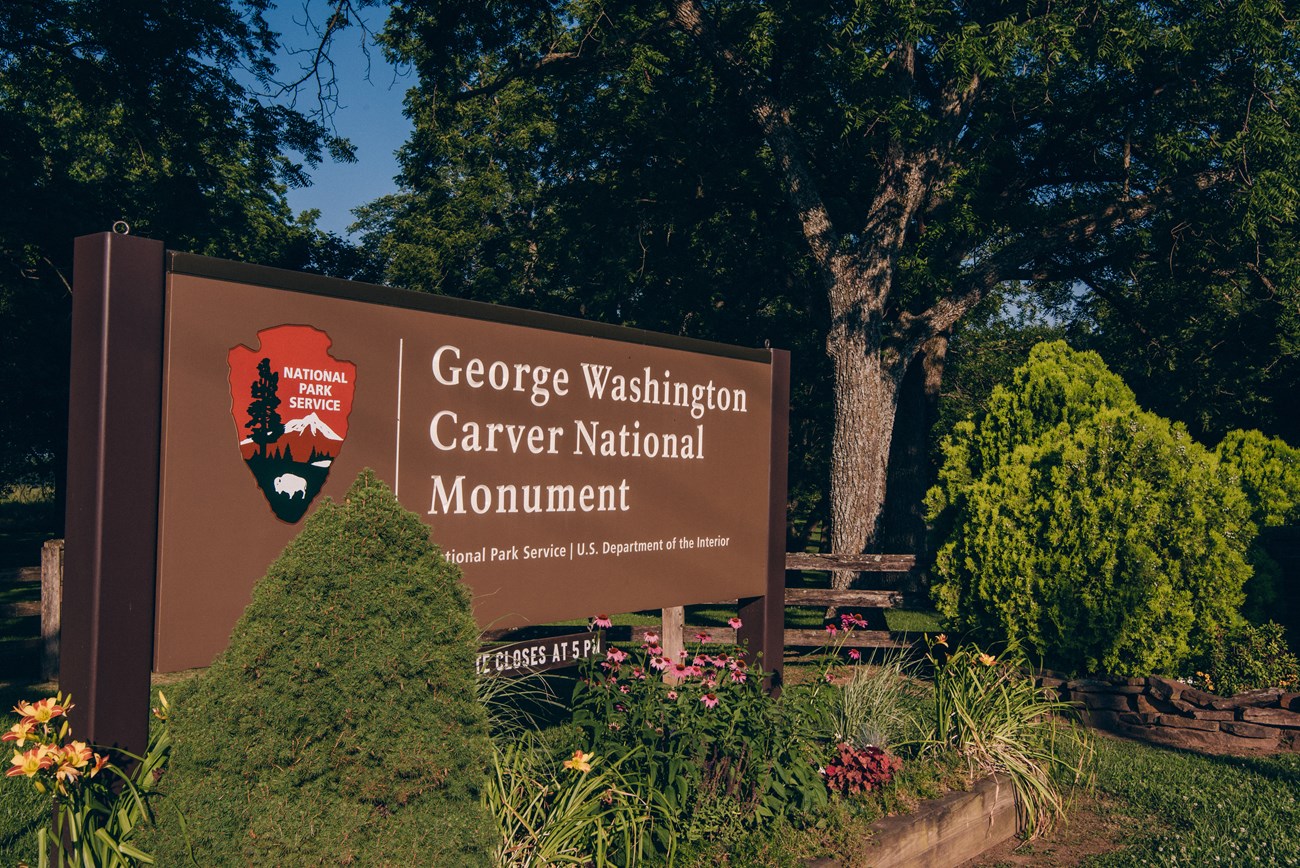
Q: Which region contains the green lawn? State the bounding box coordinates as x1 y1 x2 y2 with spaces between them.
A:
1082 735 1300 865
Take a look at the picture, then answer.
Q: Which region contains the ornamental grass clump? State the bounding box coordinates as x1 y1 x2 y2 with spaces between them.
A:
921 638 1091 838
832 651 917 752
138 470 494 866
482 739 665 867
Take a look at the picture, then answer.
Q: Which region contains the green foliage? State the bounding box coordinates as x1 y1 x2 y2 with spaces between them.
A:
139 471 494 866
1088 730 1300 862
928 341 1255 676
483 738 666 867
0 0 374 499
1 691 171 868
0 779 43 867
1194 621 1300 698
1216 430 1300 530
570 639 827 854
1213 429 1300 623
918 640 1092 838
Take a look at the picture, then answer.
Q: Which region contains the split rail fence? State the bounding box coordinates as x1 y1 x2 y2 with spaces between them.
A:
21 542 921 680
485 551 924 657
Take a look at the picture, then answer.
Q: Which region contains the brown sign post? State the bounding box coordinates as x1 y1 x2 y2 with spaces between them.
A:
63 232 790 755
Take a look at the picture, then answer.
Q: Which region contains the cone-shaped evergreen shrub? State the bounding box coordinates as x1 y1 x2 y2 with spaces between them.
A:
141 470 493 866
927 342 1255 676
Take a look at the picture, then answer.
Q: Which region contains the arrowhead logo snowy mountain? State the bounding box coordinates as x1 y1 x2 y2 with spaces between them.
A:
228 325 356 522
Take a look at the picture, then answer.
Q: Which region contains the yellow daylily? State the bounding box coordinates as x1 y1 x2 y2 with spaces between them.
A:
7 746 52 778
1 720 36 748
563 749 595 773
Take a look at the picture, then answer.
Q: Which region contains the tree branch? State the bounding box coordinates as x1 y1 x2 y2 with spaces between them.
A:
665 0 840 285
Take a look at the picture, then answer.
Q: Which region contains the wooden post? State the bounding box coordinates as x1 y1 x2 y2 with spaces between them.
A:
40 539 64 683
61 232 166 757
738 349 790 691
661 606 685 682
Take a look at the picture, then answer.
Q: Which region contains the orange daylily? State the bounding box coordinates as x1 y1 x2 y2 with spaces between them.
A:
563 749 594 773
978 653 997 666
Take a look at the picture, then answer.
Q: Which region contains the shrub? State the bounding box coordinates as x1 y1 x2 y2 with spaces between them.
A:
1215 430 1300 623
1195 621 1300 697
927 341 1255 676
139 470 494 866
822 744 901 797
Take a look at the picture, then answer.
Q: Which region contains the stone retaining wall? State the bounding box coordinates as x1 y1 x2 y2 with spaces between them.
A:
1039 673 1300 755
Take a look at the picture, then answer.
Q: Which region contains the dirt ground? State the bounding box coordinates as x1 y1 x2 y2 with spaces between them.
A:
961 791 1134 867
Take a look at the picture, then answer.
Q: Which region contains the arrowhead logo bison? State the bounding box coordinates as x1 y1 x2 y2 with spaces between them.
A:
228 325 356 522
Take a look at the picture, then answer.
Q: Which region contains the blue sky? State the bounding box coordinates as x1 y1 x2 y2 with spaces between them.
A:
269 4 413 238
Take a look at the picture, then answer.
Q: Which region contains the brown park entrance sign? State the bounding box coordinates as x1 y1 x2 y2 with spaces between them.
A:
61 233 789 754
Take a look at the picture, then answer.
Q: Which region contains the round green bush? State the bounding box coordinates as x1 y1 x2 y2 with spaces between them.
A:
927 341 1254 676
141 470 494 866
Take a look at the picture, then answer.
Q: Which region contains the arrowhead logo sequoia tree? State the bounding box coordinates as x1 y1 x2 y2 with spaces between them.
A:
228 325 356 522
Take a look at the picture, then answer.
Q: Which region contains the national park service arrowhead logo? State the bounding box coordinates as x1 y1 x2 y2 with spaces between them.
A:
228 325 356 522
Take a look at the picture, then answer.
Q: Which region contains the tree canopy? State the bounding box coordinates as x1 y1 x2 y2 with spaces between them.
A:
363 0 1300 565
0 0 366 504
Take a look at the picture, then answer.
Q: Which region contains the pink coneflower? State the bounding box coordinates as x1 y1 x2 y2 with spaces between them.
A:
619 684 630 694
849 649 861 661
670 662 690 678
667 690 679 700
592 615 613 629
644 631 660 645
692 655 710 668
730 669 747 683
607 647 628 664
695 632 711 643
840 612 868 630
684 664 703 678
703 677 717 689
727 616 743 629
825 623 838 636
648 646 664 657
649 655 670 672
631 666 647 680
824 671 835 683
700 693 719 709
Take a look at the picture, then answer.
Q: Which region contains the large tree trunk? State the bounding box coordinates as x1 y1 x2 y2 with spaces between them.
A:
827 324 908 589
